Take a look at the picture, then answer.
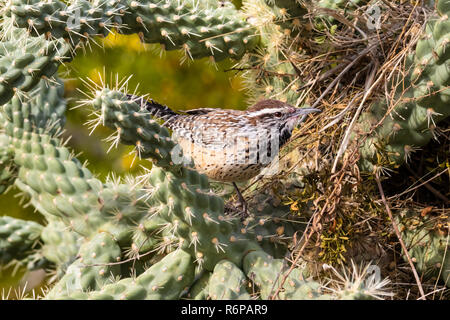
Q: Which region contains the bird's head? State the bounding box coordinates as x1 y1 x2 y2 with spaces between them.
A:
246 99 321 148
247 99 321 130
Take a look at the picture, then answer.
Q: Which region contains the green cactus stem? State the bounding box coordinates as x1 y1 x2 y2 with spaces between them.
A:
0 215 43 265
5 0 259 61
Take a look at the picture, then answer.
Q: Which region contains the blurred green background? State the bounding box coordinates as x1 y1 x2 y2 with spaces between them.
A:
0 31 247 292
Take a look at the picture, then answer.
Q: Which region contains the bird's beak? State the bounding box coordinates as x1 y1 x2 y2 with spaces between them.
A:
293 107 322 117
288 107 321 126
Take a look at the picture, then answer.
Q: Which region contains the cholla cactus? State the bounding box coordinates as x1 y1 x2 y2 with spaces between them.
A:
0 0 448 300
397 209 450 287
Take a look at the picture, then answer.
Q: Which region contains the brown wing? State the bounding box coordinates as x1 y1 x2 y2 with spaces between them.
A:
182 108 218 115
171 109 255 148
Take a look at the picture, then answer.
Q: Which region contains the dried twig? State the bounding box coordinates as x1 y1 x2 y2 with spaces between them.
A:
405 165 450 204
384 168 449 201
375 173 426 300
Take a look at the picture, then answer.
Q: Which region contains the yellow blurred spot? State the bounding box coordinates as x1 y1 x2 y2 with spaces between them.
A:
104 33 148 52
121 153 138 170
88 69 102 84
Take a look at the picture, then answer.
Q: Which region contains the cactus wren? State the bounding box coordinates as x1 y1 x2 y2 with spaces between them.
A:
128 95 320 212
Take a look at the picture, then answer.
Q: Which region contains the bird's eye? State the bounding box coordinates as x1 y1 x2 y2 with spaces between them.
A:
275 112 282 117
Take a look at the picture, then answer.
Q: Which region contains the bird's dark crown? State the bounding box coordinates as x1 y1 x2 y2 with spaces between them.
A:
245 99 321 128
246 99 297 121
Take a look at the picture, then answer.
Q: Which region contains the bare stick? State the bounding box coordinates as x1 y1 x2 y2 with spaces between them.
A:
405 165 450 204
384 168 449 201
375 173 426 300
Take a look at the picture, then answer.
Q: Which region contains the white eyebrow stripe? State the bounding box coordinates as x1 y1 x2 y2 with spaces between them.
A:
248 107 285 118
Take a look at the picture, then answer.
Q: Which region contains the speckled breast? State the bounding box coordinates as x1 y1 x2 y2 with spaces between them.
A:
176 137 266 182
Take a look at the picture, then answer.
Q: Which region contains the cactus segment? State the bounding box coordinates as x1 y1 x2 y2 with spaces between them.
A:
0 215 43 264
208 259 251 299
5 0 258 61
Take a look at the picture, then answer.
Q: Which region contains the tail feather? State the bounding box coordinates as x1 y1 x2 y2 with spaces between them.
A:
126 94 179 121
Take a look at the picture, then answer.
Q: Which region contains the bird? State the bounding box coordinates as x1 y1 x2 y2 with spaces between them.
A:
128 94 321 215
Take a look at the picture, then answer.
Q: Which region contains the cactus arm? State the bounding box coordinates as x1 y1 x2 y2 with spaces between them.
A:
243 250 329 300
397 209 450 287
5 0 258 61
47 249 195 299
4 0 124 44
40 219 82 277
0 134 17 194
0 28 72 105
0 215 43 265
208 260 251 299
45 232 122 299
